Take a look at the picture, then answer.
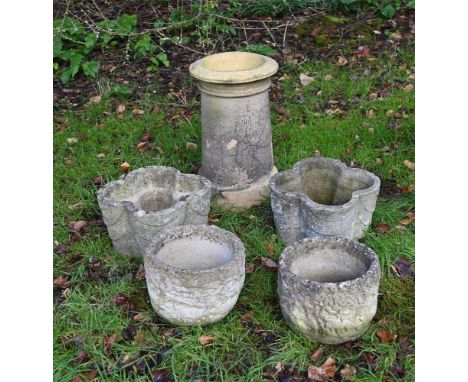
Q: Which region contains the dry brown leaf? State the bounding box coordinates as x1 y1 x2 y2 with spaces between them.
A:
399 184 414 193
266 243 275 255
337 56 348 66
89 95 102 104
199 335 214 346
117 103 126 113
132 108 145 116
186 142 198 150
136 141 150 152
245 263 255 273
369 92 378 100
69 220 87 231
133 313 144 321
310 345 324 361
300 73 315 86
324 74 333 81
96 153 105 159
399 211 415 225
103 334 117 355
67 137 79 145
403 84 414 93
376 328 396 344
376 222 391 233
340 364 357 380
322 357 336 379
53 275 71 288
120 162 131 172
307 366 327 381
403 160 415 171
258 257 278 270
83 368 98 381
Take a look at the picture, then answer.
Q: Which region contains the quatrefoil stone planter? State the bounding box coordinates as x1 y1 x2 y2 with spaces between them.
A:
278 236 381 344
270 157 380 245
190 51 279 210
144 225 245 326
97 166 212 257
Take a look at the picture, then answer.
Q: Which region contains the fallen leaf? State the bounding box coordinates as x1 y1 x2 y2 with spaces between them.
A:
324 74 333 81
135 264 146 280
310 345 324 361
386 109 394 116
72 351 89 364
376 222 391 233
321 357 336 378
369 92 379 100
245 263 255 273
82 369 98 381
89 95 102 104
403 84 414 93
300 73 315 86
337 56 348 66
400 184 414 193
340 364 357 380
123 324 137 341
120 162 131 172
186 142 198 150
117 103 126 113
93 175 102 185
376 328 396 344
392 258 414 278
133 313 144 321
113 294 128 306
136 141 150 152
53 275 70 288
266 243 275 255
69 220 87 232
403 159 415 171
67 137 79 145
132 108 145 116
375 158 382 165
108 65 117 73
103 334 117 355
141 132 152 142
399 211 415 225
96 153 105 159
199 335 214 345
258 257 278 270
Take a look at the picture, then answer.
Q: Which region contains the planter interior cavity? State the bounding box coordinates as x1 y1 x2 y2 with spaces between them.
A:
97 166 211 257
144 225 245 326
270 157 380 244
278 237 381 344
155 237 234 271
189 51 279 210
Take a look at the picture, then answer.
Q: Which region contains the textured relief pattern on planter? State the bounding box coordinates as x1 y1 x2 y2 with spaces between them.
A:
144 225 245 326
270 157 380 245
278 237 381 344
97 166 212 257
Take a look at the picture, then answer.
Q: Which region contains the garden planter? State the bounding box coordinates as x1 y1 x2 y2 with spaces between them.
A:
270 157 380 245
190 51 279 210
278 236 381 344
144 225 245 326
97 166 212 257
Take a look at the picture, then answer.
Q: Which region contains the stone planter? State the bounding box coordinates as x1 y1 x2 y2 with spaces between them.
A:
278 236 381 344
97 166 212 257
189 51 279 210
270 157 380 245
144 225 245 326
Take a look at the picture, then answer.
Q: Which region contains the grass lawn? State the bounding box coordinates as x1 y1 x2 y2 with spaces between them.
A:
53 41 414 381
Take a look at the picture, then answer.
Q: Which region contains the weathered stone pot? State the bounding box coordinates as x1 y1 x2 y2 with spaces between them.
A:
144 225 245 326
270 157 380 245
189 51 279 210
97 166 211 257
278 236 381 344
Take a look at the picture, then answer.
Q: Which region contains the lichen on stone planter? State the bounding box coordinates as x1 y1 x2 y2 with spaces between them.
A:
270 157 380 245
189 51 279 210
144 225 245 326
278 236 381 344
97 166 212 257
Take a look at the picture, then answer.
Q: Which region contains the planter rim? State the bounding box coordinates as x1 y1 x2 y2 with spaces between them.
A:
97 166 212 218
189 51 278 84
269 157 380 212
145 224 245 275
279 236 380 288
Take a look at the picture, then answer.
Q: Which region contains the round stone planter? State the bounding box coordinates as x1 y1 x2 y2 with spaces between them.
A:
189 51 279 210
97 166 212 257
278 236 381 344
144 225 245 326
270 157 380 245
